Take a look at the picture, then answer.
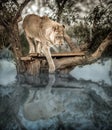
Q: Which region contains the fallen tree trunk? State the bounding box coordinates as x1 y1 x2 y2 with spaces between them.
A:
54 32 112 71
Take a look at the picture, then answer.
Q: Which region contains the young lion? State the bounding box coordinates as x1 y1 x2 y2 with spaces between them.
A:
23 14 65 73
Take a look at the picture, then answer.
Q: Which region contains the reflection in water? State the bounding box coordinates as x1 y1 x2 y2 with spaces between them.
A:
22 74 64 121
0 58 112 130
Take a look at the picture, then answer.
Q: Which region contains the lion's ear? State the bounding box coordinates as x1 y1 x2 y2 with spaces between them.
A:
62 25 65 28
41 16 49 20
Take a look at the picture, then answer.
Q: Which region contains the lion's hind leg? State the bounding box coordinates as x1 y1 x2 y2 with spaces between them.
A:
26 35 35 53
34 39 42 54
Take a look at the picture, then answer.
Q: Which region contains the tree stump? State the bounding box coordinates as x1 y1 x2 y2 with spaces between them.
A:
23 59 41 75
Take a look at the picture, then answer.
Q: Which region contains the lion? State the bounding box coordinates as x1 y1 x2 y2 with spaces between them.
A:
23 14 65 73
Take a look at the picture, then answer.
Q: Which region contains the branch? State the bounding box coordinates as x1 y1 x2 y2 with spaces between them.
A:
64 33 80 51
55 0 61 8
91 32 112 58
12 0 19 7
13 0 30 23
56 0 68 21
61 0 68 8
56 0 68 9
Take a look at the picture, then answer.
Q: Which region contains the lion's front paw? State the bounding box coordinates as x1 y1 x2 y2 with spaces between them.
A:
49 66 55 73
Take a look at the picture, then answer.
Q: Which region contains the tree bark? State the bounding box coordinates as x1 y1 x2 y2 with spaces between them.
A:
8 23 25 73
12 0 30 23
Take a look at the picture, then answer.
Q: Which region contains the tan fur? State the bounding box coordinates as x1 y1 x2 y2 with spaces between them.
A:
23 14 65 73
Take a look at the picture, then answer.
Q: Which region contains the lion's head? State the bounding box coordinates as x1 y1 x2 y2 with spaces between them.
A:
49 25 65 47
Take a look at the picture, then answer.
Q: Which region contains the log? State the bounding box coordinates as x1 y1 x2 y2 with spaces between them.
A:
21 51 85 61
36 52 85 58
21 56 32 61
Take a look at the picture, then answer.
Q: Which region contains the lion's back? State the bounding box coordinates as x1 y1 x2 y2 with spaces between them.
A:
23 14 41 28
23 14 52 38
23 14 64 43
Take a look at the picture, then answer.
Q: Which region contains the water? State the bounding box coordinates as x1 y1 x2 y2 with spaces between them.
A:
70 58 112 86
0 60 17 86
0 58 112 130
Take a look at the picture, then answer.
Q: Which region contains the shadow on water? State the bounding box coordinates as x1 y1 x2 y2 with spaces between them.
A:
0 58 112 130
